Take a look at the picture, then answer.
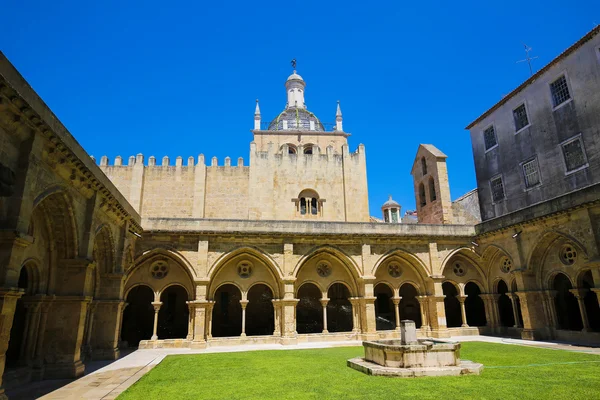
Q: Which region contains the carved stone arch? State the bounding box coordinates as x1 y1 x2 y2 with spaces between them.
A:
372 248 429 280
247 280 277 298
209 246 284 281
32 185 78 260
442 279 460 292
399 280 424 295
294 245 360 296
441 247 487 292
133 248 197 280
294 245 361 278
529 230 589 288
210 280 244 299
296 280 325 295
93 224 116 275
158 282 193 299
465 279 485 293
544 269 576 291
528 230 589 272
209 246 283 298
19 258 42 295
126 248 195 298
326 279 353 294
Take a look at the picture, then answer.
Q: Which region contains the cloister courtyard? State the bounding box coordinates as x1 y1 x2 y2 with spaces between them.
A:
8 337 599 399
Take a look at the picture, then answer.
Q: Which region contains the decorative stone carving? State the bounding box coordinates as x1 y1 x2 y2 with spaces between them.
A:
388 262 402 278
316 261 332 277
453 262 466 277
500 257 512 273
560 245 577 265
237 261 253 278
150 260 169 279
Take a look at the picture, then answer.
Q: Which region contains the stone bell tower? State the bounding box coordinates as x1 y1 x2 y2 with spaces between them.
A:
249 69 370 222
411 144 453 224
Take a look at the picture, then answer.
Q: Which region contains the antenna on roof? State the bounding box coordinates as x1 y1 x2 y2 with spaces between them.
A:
516 44 539 76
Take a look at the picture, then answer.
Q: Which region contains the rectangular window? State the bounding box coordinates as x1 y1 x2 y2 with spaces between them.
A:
561 136 587 172
550 75 571 108
490 176 505 202
513 104 529 132
484 125 497 151
522 158 540 188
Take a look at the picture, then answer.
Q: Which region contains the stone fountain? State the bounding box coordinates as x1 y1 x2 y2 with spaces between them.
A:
347 320 483 377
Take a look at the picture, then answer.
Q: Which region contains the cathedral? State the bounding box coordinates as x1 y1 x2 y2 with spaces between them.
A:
0 24 599 397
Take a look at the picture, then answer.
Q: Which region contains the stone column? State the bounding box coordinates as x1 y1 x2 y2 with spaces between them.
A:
392 297 401 331
516 291 551 340
83 302 97 358
32 298 53 380
458 295 469 327
0 288 24 398
151 301 162 340
186 302 195 340
187 300 211 348
480 294 500 333
507 294 522 328
592 288 600 309
541 290 558 328
22 300 42 365
362 279 378 336
349 297 361 333
428 277 449 337
570 289 591 332
206 302 215 340
272 300 282 336
240 300 249 337
417 296 430 330
320 298 329 334
280 278 299 344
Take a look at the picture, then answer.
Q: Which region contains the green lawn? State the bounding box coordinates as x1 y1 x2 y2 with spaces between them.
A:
119 342 600 400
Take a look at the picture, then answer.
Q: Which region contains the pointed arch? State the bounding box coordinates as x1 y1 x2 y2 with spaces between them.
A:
293 245 361 279
32 185 78 260
208 246 283 298
133 247 197 280
373 248 429 280
93 224 116 275
527 230 589 273
209 246 284 281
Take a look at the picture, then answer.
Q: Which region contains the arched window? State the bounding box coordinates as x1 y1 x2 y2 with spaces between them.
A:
419 183 426 207
421 157 427 175
297 189 321 217
304 145 313 155
281 144 297 154
429 177 437 201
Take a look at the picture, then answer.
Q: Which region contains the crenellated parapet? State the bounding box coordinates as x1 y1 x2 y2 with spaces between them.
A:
97 154 245 168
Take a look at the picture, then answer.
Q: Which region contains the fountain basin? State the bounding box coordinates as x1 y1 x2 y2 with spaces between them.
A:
347 321 483 377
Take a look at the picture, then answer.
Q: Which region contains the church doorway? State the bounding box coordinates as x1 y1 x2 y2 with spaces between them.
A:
497 280 515 327
327 283 352 332
212 284 242 337
581 271 600 331
399 283 421 328
553 273 582 331
464 282 486 326
5 268 28 368
121 285 154 348
246 284 274 336
442 282 461 328
374 283 394 330
158 285 189 339
296 283 323 334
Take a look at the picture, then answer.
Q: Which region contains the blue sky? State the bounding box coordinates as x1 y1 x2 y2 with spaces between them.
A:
2 1 599 217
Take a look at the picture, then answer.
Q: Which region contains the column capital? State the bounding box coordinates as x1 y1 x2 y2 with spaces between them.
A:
151 301 162 312
416 295 429 304
458 295 468 303
240 299 249 309
392 296 401 305
569 288 589 299
319 298 330 307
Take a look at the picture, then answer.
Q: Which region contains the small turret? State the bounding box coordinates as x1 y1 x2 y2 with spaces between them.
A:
254 99 261 130
381 195 401 223
336 100 343 131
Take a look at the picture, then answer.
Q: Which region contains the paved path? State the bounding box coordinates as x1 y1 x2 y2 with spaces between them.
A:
8 336 599 399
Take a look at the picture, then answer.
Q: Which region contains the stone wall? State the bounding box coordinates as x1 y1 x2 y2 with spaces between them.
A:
452 189 481 225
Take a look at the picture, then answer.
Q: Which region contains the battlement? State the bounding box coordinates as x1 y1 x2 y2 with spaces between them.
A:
95 154 245 167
